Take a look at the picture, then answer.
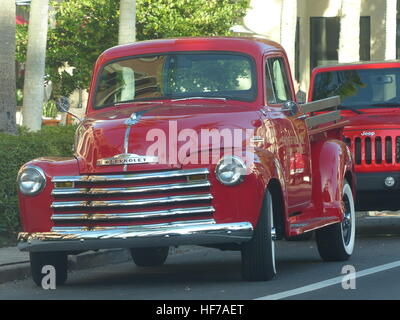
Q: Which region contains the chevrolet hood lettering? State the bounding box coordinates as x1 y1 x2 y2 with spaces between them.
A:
97 153 158 166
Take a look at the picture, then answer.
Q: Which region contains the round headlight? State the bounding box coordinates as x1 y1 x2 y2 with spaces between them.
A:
215 156 246 186
17 166 46 196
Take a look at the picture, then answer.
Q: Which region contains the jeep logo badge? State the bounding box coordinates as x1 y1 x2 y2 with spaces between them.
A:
361 131 376 136
97 153 158 166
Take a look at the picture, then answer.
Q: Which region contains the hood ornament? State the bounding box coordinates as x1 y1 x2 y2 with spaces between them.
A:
125 112 139 126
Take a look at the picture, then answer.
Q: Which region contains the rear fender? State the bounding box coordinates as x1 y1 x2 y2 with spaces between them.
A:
311 139 354 219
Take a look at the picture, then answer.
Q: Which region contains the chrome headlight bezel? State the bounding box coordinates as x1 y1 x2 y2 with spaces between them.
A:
17 165 47 196
215 155 246 186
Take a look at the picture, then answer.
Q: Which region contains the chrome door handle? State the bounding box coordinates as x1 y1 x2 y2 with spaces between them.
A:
296 114 308 120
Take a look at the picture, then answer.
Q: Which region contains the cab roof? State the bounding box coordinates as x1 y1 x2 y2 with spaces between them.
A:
313 60 400 73
96 37 285 64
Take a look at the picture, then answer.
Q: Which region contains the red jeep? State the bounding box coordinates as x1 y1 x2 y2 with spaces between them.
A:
310 61 400 211
17 37 355 286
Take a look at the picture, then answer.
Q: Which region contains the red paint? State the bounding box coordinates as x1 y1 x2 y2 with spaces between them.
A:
18 37 354 239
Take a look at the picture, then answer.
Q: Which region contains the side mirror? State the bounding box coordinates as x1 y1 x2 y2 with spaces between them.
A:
55 96 82 123
56 97 71 113
282 100 299 116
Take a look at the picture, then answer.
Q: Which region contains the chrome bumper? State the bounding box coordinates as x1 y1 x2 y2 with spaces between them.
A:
18 220 254 253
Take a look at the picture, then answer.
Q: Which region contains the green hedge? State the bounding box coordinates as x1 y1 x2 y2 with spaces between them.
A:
0 125 76 245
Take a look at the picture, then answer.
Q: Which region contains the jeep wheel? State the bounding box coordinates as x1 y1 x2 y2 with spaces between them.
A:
30 252 68 287
241 190 276 281
316 181 355 261
130 247 169 267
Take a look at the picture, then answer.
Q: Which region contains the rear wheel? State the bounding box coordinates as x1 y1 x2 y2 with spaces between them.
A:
241 190 276 281
30 252 68 287
316 181 355 261
130 247 169 267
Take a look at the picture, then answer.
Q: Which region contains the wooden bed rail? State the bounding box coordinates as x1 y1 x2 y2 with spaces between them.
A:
300 96 342 129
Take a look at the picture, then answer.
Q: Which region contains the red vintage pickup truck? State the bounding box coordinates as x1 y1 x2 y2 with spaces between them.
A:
309 61 400 211
17 37 355 286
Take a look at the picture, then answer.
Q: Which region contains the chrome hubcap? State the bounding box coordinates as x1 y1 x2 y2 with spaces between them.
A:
341 196 352 245
271 227 277 241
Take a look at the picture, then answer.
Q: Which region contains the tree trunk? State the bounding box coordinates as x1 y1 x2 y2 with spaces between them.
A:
22 0 49 132
338 0 361 63
280 0 297 81
119 0 136 45
385 0 397 60
0 0 17 135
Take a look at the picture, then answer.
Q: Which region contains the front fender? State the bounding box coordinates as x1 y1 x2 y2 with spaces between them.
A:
17 157 80 233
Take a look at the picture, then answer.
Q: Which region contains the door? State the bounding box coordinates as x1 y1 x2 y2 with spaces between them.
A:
264 55 312 212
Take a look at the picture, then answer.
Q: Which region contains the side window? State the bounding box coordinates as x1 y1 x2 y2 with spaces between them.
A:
265 57 293 104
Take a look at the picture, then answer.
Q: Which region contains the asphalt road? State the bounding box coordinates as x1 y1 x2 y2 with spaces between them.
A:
1 217 400 301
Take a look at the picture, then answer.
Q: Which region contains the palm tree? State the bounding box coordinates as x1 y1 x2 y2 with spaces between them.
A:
385 0 397 60
338 0 361 63
22 0 49 132
119 0 136 45
0 0 17 135
280 0 297 81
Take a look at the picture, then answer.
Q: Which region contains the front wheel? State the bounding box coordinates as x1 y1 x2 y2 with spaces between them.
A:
316 181 356 261
241 190 277 281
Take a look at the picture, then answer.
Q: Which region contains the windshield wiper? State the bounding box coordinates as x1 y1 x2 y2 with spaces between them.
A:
338 105 365 114
114 100 164 107
171 96 227 102
366 103 400 108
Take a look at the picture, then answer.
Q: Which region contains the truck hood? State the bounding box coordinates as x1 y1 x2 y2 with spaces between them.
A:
342 108 400 131
75 103 261 174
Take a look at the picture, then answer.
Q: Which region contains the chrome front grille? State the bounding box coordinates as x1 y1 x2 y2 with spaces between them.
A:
345 135 400 167
51 168 214 226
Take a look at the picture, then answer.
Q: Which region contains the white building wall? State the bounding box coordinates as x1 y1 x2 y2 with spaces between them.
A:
240 0 396 99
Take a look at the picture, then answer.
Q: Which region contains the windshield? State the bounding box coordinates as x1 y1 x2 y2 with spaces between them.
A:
312 67 400 109
94 52 257 109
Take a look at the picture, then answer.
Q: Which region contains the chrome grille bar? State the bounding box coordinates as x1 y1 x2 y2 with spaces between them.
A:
52 168 209 183
51 219 216 231
51 206 215 222
52 181 211 196
52 194 213 209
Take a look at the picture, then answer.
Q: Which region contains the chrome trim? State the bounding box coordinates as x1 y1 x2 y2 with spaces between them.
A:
52 181 211 196
17 165 47 196
18 220 254 252
123 117 133 171
52 168 209 184
250 136 264 143
97 153 158 166
51 206 215 222
51 193 213 209
51 218 216 232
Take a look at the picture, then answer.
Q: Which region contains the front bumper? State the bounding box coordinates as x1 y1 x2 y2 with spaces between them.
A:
357 172 400 192
18 219 254 253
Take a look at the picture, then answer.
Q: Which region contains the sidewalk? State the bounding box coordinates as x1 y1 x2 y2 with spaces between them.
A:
1 214 400 284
